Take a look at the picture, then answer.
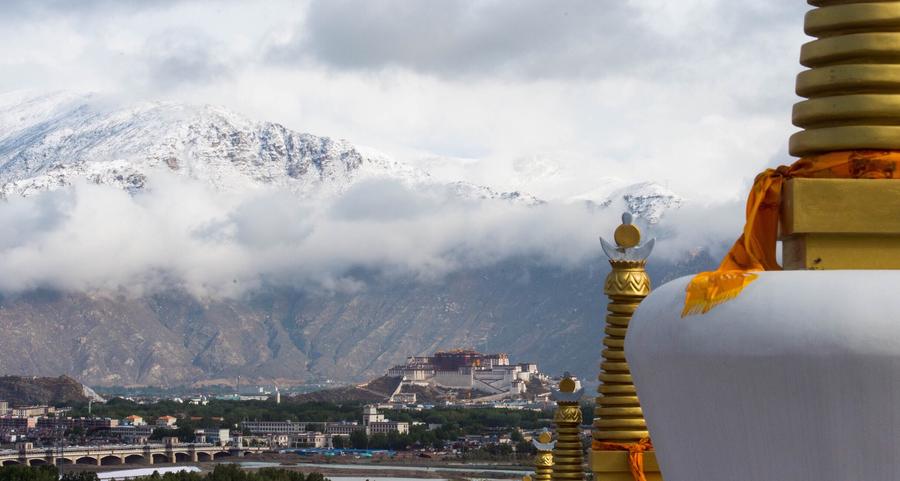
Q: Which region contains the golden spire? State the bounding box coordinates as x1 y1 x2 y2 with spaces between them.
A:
532 429 555 481
551 373 585 480
593 213 652 445
791 0 900 156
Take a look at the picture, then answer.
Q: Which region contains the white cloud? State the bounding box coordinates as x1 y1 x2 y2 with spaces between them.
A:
0 0 811 200
0 173 740 297
0 0 813 288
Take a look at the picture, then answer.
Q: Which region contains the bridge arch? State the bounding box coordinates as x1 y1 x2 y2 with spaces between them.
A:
124 454 146 464
100 455 123 465
212 451 231 460
1 460 20 466
151 453 170 464
196 452 212 462
174 452 191 463
76 456 98 465
28 458 47 466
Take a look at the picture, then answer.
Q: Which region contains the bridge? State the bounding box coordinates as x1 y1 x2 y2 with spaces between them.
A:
0 441 264 467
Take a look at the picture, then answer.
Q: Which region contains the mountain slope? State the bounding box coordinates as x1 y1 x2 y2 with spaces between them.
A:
0 375 96 405
0 91 697 387
0 253 715 387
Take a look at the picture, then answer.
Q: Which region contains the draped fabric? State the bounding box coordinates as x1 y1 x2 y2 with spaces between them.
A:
596 438 654 481
683 150 900 317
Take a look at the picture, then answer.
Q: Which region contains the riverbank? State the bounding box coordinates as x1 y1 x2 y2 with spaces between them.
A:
61 453 534 480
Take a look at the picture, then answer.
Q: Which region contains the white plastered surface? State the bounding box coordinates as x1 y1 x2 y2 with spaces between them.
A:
626 271 900 481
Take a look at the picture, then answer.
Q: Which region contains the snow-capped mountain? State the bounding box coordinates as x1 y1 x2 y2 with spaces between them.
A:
0 91 680 221
0 91 698 387
0 91 427 198
602 182 683 224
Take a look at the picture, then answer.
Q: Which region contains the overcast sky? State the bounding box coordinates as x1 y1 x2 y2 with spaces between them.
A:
0 0 811 202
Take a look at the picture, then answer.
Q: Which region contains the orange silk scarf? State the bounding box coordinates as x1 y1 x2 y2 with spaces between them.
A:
683 150 900 317
596 438 655 481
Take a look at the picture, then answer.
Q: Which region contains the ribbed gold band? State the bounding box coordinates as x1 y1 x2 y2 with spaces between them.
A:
805 3 900 37
793 0 900 156
796 64 900 96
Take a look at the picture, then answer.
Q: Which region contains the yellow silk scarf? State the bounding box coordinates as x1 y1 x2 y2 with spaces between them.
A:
683 150 900 317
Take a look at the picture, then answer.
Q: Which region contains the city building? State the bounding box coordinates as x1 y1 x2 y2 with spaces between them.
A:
324 422 361 436
11 406 56 417
387 349 546 396
0 416 36 431
110 425 154 444
239 420 308 435
293 431 331 448
361 405 409 435
200 428 230 446
123 415 146 426
155 415 178 427
36 417 118 430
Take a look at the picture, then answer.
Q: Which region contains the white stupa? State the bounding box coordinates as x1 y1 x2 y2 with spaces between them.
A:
626 1 900 480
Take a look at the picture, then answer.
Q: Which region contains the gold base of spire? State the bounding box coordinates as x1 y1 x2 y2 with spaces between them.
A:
782 178 900 269
591 451 663 481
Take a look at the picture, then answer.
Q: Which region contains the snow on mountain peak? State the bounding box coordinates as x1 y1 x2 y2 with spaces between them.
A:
0 92 683 221
608 181 683 224
0 92 422 199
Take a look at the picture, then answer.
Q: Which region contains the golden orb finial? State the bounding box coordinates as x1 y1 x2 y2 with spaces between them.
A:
600 212 655 262
538 431 553 444
614 212 641 248
559 375 577 393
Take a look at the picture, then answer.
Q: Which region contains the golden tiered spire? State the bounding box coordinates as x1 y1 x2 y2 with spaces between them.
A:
532 430 555 481
791 0 900 156
590 214 662 480
593 213 652 444
551 374 585 480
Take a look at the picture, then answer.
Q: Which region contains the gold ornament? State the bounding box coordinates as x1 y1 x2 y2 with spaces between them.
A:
790 0 900 156
551 373 586 481
594 214 653 444
533 428 556 481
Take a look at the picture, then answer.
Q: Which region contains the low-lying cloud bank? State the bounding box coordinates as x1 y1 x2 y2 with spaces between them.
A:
0 173 744 298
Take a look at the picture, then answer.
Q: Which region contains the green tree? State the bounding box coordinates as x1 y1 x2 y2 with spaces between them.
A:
0 465 58 481
349 429 368 449
368 433 388 449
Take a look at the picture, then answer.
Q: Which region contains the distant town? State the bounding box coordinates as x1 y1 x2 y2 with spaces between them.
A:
0 350 572 479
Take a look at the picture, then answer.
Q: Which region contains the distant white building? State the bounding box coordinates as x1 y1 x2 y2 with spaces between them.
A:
200 428 230 446
388 350 545 397
362 405 409 435
110 425 154 443
123 415 146 426
240 420 308 435
156 415 178 428
324 421 361 436
293 431 331 448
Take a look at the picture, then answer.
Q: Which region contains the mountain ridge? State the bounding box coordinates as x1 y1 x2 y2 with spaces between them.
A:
0 91 702 387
